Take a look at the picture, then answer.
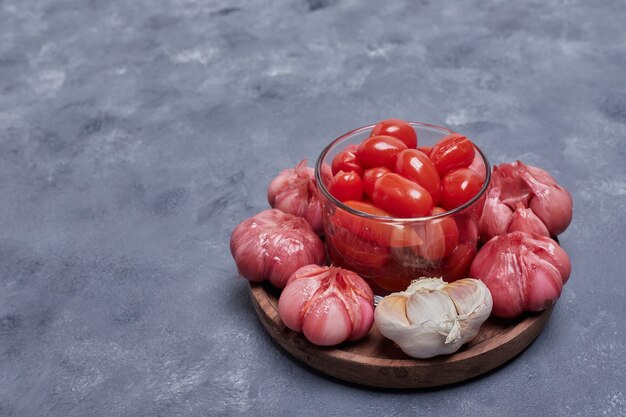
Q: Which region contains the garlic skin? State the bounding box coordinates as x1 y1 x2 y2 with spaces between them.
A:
470 231 571 318
267 160 326 235
278 265 374 346
375 277 492 359
230 209 325 288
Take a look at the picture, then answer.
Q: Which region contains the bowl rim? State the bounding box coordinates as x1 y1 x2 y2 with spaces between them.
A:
314 121 491 223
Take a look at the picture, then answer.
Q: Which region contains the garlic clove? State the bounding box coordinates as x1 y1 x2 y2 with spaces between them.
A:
508 203 550 237
526 234 572 283
443 279 493 318
278 274 323 332
443 279 493 343
469 234 527 318
302 295 352 346
519 246 563 312
405 285 457 326
374 295 411 330
350 297 375 340
479 187 514 242
406 320 465 357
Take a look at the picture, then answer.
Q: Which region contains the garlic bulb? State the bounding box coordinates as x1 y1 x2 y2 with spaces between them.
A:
479 161 573 240
267 160 326 234
470 231 571 318
278 265 375 346
375 277 492 359
520 164 573 236
230 209 325 288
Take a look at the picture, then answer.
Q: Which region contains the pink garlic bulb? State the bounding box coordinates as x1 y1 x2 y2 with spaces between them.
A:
478 161 573 240
470 231 571 318
230 209 325 288
278 265 375 346
267 160 327 235
519 164 573 236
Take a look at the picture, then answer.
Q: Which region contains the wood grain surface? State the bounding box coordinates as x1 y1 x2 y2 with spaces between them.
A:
249 282 553 389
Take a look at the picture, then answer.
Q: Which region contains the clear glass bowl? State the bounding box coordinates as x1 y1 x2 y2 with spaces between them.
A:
315 122 491 295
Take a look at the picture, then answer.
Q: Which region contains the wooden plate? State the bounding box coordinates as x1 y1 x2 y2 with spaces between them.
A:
249 282 553 389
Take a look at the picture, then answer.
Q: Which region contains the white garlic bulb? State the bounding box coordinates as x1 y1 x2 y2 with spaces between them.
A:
374 277 493 359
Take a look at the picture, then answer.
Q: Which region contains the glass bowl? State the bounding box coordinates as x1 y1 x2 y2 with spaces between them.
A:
315 122 491 295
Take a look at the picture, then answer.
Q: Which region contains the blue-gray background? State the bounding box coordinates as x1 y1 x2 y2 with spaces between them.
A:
1 0 625 416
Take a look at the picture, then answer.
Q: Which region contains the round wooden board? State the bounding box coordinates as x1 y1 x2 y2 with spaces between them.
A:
249 282 554 389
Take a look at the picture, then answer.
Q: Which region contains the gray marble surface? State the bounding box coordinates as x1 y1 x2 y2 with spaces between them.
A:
1 0 625 416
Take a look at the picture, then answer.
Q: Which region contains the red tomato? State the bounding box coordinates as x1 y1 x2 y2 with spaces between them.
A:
395 149 442 205
331 148 364 176
417 145 431 155
441 244 476 282
455 213 479 245
341 200 392 218
370 119 417 148
372 274 411 294
434 207 459 256
429 133 476 176
333 200 423 248
327 226 390 268
440 168 484 210
372 173 434 218
357 136 408 169
373 253 453 293
328 170 363 202
362 167 391 199
467 151 487 181
410 207 459 260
